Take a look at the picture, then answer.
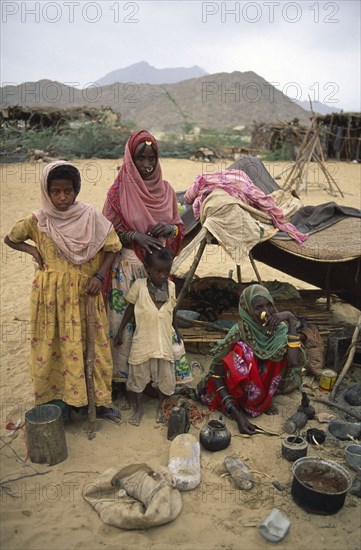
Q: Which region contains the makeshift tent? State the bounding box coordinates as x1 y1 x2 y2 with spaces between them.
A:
173 156 361 311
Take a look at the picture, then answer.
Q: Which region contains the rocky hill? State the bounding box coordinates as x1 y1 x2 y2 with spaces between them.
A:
296 99 342 115
0 71 311 132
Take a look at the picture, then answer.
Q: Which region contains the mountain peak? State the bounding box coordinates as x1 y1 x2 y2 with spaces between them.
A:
96 62 208 86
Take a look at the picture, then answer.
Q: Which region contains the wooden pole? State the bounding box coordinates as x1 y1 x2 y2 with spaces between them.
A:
85 295 97 439
281 114 343 198
313 397 361 421
313 147 344 197
330 314 361 401
177 314 229 333
249 252 263 284
175 237 208 311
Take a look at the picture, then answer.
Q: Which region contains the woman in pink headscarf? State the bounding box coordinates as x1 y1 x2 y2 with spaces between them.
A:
103 130 185 404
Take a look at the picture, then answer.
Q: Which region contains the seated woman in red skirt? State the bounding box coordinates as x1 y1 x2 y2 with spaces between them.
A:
196 284 306 434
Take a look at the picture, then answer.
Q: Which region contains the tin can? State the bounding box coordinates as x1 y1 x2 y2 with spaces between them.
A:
319 369 337 392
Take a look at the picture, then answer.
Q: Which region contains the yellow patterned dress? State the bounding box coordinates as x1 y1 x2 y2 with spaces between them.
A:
8 215 121 407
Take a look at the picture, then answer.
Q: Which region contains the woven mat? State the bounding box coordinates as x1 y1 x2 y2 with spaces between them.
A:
270 218 361 262
181 292 348 348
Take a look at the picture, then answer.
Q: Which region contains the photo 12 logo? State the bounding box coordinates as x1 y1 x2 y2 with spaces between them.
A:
1 81 139 105
201 80 340 105
201 2 340 24
1 1 140 24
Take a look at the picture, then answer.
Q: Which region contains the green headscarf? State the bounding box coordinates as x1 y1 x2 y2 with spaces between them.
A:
238 284 288 361
211 284 288 364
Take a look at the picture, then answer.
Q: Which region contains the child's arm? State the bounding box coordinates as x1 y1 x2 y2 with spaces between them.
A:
4 235 44 269
172 310 182 342
85 251 116 296
114 303 135 347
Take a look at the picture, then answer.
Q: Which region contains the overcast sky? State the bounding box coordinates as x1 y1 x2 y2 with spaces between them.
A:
1 0 360 111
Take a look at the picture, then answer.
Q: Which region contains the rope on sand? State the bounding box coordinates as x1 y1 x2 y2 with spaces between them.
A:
162 397 210 427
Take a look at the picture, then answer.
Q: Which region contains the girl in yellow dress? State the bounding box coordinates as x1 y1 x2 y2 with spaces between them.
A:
4 161 121 423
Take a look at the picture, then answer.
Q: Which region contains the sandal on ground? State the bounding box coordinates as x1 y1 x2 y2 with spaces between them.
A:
96 406 122 424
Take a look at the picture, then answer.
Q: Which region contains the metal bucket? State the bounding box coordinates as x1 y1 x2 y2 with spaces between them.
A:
25 404 68 465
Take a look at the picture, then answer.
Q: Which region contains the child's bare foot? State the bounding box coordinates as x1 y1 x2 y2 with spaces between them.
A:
128 408 143 426
112 382 131 410
156 405 166 424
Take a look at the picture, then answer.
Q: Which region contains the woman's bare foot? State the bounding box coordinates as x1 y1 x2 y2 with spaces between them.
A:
265 404 279 415
128 408 143 426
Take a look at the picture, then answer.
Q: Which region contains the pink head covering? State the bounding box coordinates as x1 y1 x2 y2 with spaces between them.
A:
103 130 182 234
34 161 113 265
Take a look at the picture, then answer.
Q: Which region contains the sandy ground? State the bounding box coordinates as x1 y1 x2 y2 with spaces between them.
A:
0 158 361 550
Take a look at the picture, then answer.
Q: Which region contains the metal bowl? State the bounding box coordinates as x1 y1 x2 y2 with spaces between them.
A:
176 310 200 328
345 444 361 472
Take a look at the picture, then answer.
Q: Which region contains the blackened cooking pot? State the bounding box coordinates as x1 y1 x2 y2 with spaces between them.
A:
199 419 231 452
291 457 352 515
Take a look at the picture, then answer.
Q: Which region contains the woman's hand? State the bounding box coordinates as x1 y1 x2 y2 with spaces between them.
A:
133 232 163 253
4 237 44 270
233 409 257 435
85 277 102 296
31 249 44 270
265 311 295 335
148 223 173 238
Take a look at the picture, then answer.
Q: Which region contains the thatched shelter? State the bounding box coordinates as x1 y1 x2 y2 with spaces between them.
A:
0 105 120 130
250 119 308 160
250 113 361 163
315 112 361 161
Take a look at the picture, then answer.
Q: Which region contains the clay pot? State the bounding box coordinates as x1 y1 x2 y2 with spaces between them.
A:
199 419 231 452
282 435 308 461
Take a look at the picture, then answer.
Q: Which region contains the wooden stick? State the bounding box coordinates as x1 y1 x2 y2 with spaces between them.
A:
330 314 361 401
0 470 51 486
85 295 97 439
175 237 208 310
313 148 344 197
312 397 361 421
249 252 262 284
252 423 280 436
177 315 229 333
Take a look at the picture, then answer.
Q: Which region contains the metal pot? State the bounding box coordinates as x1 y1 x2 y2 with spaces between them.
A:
345 444 361 471
291 457 352 515
282 435 308 461
199 419 231 452
25 404 68 465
